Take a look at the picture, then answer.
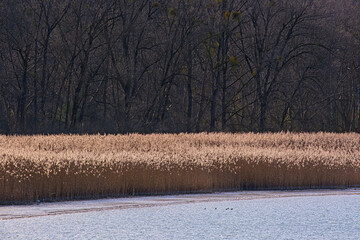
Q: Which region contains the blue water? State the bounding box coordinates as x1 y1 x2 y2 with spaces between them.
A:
1 191 360 239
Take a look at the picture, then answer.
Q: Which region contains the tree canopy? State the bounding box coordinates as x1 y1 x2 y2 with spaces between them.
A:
0 0 359 134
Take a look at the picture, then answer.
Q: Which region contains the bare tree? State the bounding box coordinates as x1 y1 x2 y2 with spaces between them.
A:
236 0 321 132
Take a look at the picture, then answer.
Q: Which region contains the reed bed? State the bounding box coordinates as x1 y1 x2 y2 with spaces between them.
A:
1 132 360 204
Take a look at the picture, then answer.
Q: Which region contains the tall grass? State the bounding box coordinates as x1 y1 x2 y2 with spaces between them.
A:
1 133 360 204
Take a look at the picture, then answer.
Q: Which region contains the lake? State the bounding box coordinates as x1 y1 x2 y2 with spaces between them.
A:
1 189 360 239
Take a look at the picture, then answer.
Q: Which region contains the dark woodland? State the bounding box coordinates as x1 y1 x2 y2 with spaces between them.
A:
0 0 359 134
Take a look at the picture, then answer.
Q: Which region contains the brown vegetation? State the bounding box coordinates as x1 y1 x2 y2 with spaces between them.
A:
1 133 360 204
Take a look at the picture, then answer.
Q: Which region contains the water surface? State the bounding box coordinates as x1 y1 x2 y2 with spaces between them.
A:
1 189 360 239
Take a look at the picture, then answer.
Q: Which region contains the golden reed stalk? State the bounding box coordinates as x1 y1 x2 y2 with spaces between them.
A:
0 132 359 204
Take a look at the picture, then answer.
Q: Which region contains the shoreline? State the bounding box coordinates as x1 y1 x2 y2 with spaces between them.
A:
1 188 360 220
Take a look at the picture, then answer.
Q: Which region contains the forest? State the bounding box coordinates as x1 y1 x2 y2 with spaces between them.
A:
0 0 359 134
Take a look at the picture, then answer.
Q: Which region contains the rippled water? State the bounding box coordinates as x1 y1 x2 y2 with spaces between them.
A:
1 190 360 239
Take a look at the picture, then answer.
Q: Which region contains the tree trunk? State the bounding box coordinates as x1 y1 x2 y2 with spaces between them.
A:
259 97 267 132
210 75 219 132
186 48 193 132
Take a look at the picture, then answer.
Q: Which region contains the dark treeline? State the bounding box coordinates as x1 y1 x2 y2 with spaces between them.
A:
0 0 359 134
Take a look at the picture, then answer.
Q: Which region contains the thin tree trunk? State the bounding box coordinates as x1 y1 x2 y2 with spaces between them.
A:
259 97 267 132
19 52 29 132
186 48 193 132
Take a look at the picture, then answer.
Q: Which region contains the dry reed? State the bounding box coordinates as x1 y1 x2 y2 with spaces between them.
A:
1 132 360 204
